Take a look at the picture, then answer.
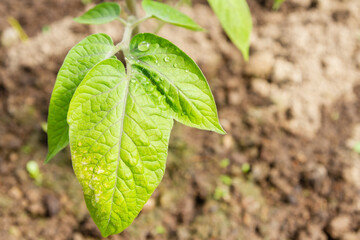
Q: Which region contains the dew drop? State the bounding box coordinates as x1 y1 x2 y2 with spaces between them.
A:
173 63 178 68
164 56 170 63
138 41 150 51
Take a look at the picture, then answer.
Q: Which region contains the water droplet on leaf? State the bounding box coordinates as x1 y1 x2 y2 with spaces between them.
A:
164 56 170 62
138 41 150 51
173 63 178 68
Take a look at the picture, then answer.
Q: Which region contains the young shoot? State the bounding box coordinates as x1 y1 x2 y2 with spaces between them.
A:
45 0 252 236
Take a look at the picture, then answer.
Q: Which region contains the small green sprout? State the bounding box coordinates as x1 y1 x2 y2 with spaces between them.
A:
220 158 230 168
155 225 166 235
242 163 251 174
220 175 232 186
26 160 42 185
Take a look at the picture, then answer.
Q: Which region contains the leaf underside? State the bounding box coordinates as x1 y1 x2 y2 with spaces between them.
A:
46 33 115 162
208 0 252 60
74 2 121 25
142 0 203 31
67 33 224 236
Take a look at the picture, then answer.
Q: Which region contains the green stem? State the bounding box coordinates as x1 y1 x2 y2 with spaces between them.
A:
105 23 133 58
117 17 127 26
125 0 139 36
133 15 152 28
107 1 152 66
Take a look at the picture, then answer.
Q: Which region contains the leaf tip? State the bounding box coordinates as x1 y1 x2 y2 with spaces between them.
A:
217 127 227 135
241 45 250 62
44 151 54 164
73 17 83 24
214 123 226 135
194 26 205 32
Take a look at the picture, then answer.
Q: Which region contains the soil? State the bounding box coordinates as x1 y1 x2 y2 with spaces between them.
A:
1 0 360 239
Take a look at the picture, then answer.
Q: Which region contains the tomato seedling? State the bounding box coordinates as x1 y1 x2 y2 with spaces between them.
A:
46 0 251 236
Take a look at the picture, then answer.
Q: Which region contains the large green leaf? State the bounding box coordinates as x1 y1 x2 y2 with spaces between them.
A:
68 58 174 237
67 33 224 236
46 33 115 162
74 2 121 25
208 0 252 60
142 0 203 31
129 33 225 134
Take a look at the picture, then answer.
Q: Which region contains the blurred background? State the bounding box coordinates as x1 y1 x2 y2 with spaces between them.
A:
1 0 360 239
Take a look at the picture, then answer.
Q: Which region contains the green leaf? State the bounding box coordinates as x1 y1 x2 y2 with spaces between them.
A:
46 33 115 163
130 33 225 134
67 33 224 236
74 2 121 25
208 0 252 60
142 0 203 31
68 58 174 236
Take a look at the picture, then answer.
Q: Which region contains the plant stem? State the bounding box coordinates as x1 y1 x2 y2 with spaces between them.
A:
121 24 134 57
117 17 127 26
125 0 139 35
133 15 152 28
105 23 133 58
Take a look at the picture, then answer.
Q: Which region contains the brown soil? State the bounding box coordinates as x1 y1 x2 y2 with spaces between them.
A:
1 0 360 239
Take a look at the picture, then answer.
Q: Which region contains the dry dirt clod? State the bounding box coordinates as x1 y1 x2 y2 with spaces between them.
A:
44 194 60 217
272 58 302 84
252 162 270 182
326 215 352 239
343 164 360 189
289 0 312 8
72 233 84 240
244 51 275 79
28 202 46 216
251 78 271 98
0 133 21 149
222 135 235 151
1 27 20 48
342 232 360 240
9 186 23 200
298 225 327 240
228 89 243 106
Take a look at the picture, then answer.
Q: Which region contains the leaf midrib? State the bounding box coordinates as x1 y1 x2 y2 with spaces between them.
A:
105 66 131 233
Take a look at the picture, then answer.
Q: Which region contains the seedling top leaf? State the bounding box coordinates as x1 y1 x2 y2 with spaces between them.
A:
74 2 121 25
142 0 203 31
